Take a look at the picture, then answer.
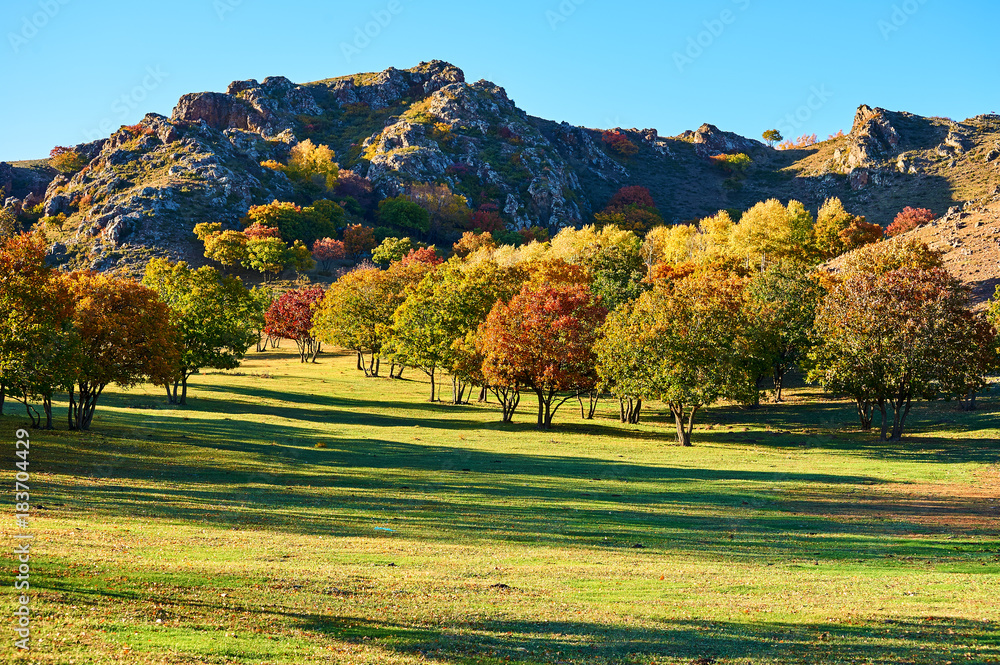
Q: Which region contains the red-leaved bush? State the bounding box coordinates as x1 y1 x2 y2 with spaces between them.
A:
886 207 935 237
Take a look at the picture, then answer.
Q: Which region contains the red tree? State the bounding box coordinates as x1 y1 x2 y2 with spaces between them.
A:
608 186 657 210
601 130 639 158
343 224 376 259
477 284 607 429
312 238 346 270
399 247 444 267
886 207 935 237
469 203 505 233
264 287 325 363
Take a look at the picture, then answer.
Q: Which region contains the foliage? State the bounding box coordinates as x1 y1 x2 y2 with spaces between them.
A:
0 208 20 239
468 203 505 234
372 237 414 266
596 270 749 445
378 196 432 236
762 129 783 147
777 133 818 150
49 146 89 174
477 283 606 429
886 206 935 237
601 130 639 158
813 197 869 260
343 224 377 259
453 231 496 258
809 268 994 440
143 259 263 404
264 287 326 363
244 200 344 247
595 186 663 234
66 271 178 430
312 238 346 270
839 237 943 277
245 237 290 282
407 182 470 240
728 199 814 269
709 153 752 175
263 139 339 195
0 234 78 428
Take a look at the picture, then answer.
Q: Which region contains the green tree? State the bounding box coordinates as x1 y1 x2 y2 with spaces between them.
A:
245 237 290 282
378 196 432 236
372 237 414 266
596 271 748 445
143 259 264 405
762 129 783 147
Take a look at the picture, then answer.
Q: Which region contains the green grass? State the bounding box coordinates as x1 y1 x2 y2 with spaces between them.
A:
1 350 999 663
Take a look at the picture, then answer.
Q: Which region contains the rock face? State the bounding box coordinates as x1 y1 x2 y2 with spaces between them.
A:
40 111 294 270
172 76 321 138
845 105 902 170
17 62 1000 273
692 123 765 157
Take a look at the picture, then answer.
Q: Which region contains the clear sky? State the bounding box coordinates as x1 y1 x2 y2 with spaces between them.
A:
2 0 998 161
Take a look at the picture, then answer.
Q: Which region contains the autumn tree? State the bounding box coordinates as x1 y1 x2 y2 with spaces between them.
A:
809 268 994 440
313 261 434 377
469 204 505 234
478 284 606 429
143 259 264 404
596 271 748 445
408 182 470 240
762 129 783 147
67 272 178 431
244 199 344 247
601 130 639 158
0 234 78 428
49 146 88 174
262 139 339 194
343 224 377 259
813 198 876 259
312 238 346 270
594 186 663 234
886 207 935 237
265 287 326 363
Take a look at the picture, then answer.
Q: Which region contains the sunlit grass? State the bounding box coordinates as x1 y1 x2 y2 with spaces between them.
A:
1 348 998 663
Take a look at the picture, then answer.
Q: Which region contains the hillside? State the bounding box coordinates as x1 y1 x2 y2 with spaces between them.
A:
2 61 1000 271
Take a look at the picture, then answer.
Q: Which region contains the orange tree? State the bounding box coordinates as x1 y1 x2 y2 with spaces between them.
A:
477 283 606 429
67 272 178 431
0 234 79 428
809 267 996 440
596 270 749 446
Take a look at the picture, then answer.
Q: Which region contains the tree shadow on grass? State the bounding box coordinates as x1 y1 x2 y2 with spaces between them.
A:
37 569 1000 665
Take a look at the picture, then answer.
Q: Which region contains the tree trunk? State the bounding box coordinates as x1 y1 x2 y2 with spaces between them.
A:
428 367 436 402
42 395 53 430
670 403 698 446
856 398 874 431
357 351 364 371
888 396 912 441
878 400 889 441
180 375 189 406
479 386 488 403
492 386 520 423
0 383 5 416
21 398 41 429
773 367 785 403
374 356 380 378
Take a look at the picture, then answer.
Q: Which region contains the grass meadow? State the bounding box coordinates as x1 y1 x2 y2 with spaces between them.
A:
1 348 998 664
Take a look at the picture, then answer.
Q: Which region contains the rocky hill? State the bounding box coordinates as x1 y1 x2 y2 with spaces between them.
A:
3 61 1000 272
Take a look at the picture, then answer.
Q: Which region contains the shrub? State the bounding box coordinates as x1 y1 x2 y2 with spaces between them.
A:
49 147 88 174
886 207 935 237
601 130 639 158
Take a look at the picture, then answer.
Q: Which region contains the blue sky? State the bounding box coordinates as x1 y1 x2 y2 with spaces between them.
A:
1 0 998 161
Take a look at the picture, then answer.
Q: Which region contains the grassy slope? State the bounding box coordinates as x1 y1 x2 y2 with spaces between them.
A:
1 350 999 664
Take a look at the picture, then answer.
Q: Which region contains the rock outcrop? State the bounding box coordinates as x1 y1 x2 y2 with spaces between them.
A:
845 105 901 170
692 123 765 157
